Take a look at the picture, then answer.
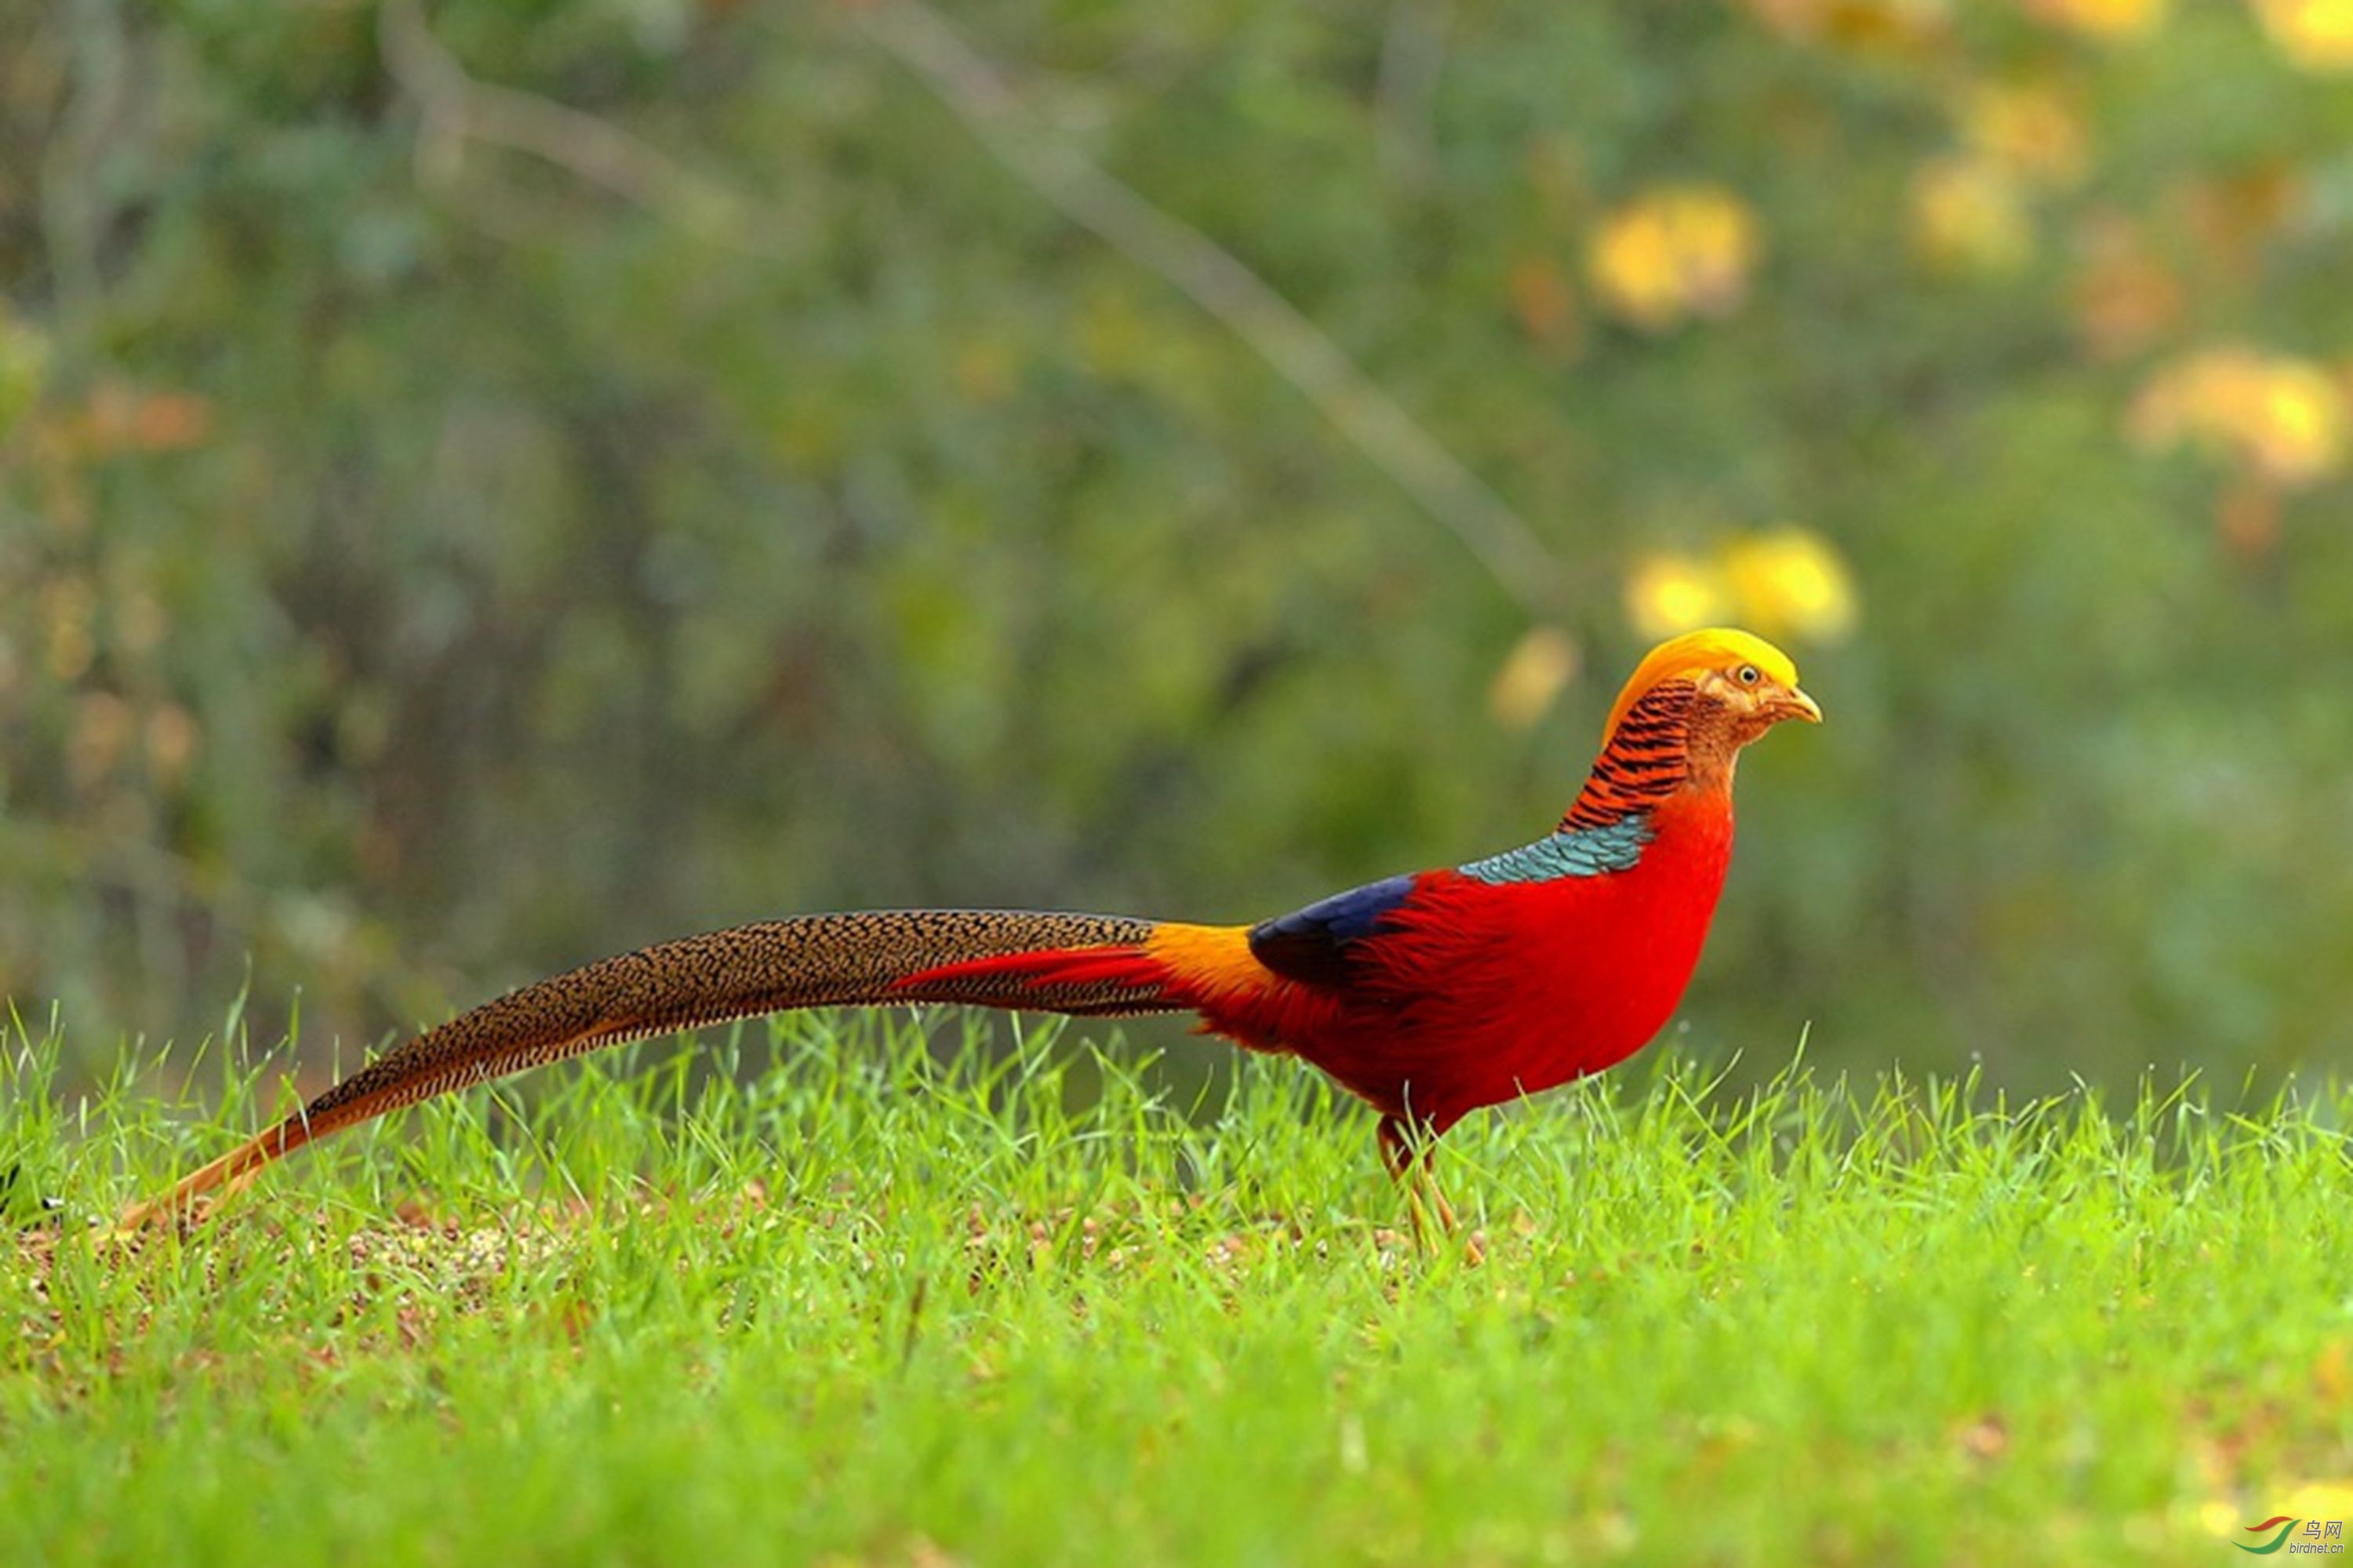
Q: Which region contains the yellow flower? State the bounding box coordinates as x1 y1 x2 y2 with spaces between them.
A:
1624 553 1730 641
1911 157 2035 273
1963 82 2088 186
1587 186 1764 331
2026 0 2169 39
2201 1480 2353 1543
1720 528 1860 643
1736 0 1951 48
2281 1479 2353 1521
2253 365 2352 482
1487 626 1583 730
2199 1499 2243 1538
2252 0 2353 70
2131 346 2351 488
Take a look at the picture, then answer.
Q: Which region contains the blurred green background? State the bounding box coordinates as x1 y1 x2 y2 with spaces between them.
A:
5 0 2351 1096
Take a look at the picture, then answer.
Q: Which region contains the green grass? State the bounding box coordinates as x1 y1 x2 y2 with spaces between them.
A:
5 1006 2351 1566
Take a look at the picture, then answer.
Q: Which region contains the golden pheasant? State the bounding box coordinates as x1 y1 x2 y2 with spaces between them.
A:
121 628 1818 1230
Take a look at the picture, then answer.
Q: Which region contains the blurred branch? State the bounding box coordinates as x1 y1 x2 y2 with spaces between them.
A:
376 0 802 261
1378 0 1452 191
853 0 1566 617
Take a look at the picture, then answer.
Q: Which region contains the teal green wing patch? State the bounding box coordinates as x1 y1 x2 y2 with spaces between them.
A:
1457 813 1654 884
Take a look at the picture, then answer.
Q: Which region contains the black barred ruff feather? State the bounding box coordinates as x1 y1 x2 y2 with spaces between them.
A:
1560 678 1694 831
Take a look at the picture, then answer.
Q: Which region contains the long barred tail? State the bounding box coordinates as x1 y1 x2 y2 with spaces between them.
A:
118 910 1189 1229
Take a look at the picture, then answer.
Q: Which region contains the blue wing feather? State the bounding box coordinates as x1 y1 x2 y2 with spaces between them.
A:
1247 872 1417 988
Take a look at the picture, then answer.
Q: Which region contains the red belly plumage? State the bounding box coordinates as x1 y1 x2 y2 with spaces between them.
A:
1194 794 1736 1133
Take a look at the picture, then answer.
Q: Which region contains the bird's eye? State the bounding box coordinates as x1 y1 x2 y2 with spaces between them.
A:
1737 664 1761 686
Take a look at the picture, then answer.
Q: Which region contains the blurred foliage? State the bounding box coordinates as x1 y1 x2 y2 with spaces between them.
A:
4 0 2353 1092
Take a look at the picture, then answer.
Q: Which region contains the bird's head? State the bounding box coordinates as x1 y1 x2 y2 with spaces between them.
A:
1602 628 1820 777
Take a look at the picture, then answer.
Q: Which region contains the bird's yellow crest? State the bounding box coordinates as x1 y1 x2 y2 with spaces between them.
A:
1603 628 1802 744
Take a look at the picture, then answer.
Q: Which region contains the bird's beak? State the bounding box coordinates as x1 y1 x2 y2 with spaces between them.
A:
1774 685 1824 725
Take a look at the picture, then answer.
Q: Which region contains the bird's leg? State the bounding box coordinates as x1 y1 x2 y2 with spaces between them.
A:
1377 1114 1457 1251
